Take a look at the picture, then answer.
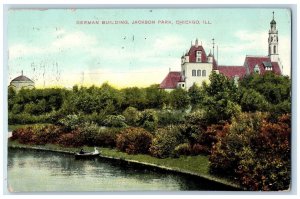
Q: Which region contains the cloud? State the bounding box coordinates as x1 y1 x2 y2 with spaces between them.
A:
52 31 97 48
9 44 44 60
9 30 98 59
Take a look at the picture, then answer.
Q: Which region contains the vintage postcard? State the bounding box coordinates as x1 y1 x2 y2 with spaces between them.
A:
6 7 292 192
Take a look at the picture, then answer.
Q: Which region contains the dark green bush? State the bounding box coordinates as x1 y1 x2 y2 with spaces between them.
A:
157 110 186 126
139 109 158 132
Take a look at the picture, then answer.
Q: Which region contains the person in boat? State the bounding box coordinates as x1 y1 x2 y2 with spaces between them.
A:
79 149 85 154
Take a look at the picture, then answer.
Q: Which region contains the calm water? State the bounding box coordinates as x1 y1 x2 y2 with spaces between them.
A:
7 148 233 192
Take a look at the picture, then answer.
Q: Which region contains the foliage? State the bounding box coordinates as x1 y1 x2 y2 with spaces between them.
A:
169 88 190 110
103 115 127 128
173 143 192 157
209 112 291 191
94 128 121 148
240 88 269 112
157 110 186 126
139 109 158 132
58 114 81 131
239 72 291 105
116 127 153 154
122 106 141 126
149 126 184 158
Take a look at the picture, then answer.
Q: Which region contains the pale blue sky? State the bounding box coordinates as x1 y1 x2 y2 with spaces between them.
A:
7 8 291 88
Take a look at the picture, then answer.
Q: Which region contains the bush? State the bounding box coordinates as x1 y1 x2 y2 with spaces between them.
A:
157 110 186 126
57 129 84 147
174 143 191 157
122 107 141 126
58 114 81 131
116 127 153 154
103 115 127 128
34 125 62 145
149 126 183 158
94 128 121 148
139 109 158 132
11 127 36 144
209 112 291 191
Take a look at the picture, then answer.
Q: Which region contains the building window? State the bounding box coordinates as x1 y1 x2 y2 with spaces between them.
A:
202 70 206 77
183 70 185 76
274 46 276 54
197 70 201 76
192 70 196 76
181 84 185 88
196 51 202 62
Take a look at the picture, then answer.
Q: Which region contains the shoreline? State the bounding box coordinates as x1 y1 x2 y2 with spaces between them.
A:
8 140 242 190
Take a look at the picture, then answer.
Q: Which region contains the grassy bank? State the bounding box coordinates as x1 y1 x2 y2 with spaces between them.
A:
8 124 50 132
8 139 240 189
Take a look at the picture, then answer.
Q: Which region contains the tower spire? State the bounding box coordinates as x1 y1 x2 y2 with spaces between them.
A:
212 38 215 57
272 11 274 20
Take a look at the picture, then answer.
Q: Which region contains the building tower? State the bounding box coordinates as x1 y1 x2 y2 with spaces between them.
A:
268 11 279 62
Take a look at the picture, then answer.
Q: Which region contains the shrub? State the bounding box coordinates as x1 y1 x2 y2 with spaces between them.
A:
149 126 183 158
139 109 158 132
122 106 141 126
157 110 186 126
34 125 62 145
103 115 127 128
209 112 291 191
11 127 35 144
116 127 153 154
57 129 84 147
174 143 191 157
94 128 121 148
58 114 81 131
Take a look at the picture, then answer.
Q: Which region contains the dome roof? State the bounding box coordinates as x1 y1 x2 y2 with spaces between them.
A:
11 75 34 83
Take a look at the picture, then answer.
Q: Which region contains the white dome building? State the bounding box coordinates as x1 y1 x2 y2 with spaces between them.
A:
9 71 35 92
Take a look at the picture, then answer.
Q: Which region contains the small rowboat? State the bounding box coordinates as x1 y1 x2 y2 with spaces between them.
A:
75 147 100 159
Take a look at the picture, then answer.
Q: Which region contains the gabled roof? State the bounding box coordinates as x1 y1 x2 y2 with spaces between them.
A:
217 66 247 78
11 75 34 83
159 71 181 89
244 56 281 75
187 45 208 63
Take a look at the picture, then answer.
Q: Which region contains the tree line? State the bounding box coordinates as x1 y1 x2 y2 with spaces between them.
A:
9 71 291 191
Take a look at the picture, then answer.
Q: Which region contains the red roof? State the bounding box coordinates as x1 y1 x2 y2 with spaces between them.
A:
159 72 181 89
217 66 247 78
187 45 207 63
244 56 282 75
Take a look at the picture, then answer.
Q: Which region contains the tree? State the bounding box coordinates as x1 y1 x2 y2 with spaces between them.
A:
169 88 190 110
188 83 205 110
240 88 269 112
239 72 291 105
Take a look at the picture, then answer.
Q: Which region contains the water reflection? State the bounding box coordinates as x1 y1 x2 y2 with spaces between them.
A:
8 148 233 192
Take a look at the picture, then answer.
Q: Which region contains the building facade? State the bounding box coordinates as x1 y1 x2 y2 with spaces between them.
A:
160 13 283 91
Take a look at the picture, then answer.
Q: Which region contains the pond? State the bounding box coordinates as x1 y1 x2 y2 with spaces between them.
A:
7 148 234 192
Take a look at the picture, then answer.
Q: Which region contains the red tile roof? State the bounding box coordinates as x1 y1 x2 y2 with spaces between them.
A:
159 72 181 89
244 56 282 75
217 66 247 78
187 45 207 63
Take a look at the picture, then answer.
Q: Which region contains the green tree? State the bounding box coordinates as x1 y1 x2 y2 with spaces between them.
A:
239 72 291 105
240 88 269 112
169 88 190 110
